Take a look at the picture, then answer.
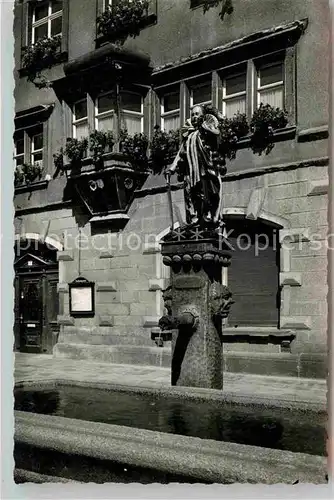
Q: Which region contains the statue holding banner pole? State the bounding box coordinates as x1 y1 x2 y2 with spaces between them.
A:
165 104 227 228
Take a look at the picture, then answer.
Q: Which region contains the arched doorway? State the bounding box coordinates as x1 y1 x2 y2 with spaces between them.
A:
14 238 59 354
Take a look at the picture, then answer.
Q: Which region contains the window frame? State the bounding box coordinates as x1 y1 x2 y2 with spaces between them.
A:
13 125 46 177
30 126 44 167
22 0 69 58
95 90 116 133
256 58 285 110
119 90 144 134
160 89 181 132
68 87 147 149
31 0 63 44
189 79 212 109
72 98 89 140
14 131 25 168
222 68 247 119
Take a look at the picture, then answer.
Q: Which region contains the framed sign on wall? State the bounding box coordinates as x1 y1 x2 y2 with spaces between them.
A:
69 277 95 317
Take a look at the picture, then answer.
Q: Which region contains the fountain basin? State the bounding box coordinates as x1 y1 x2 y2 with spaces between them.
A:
14 380 327 484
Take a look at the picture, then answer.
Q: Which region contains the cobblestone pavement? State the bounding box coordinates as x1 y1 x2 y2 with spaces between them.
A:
13 353 327 405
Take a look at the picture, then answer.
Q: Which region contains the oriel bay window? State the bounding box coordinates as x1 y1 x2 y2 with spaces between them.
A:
95 90 143 135
69 87 146 147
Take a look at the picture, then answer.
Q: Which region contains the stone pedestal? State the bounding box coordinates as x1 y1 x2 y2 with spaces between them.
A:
160 226 233 390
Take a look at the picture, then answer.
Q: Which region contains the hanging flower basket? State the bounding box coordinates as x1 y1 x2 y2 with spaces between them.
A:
97 0 150 44
21 35 62 89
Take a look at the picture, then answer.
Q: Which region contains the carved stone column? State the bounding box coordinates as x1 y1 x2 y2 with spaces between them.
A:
160 226 233 390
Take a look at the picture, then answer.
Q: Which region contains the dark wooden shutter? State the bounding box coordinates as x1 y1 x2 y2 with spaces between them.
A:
225 220 279 327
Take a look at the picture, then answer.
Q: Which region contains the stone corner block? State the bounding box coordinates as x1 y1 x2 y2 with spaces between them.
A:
307 179 329 197
279 228 311 243
57 315 75 326
57 282 69 293
148 278 166 291
279 272 302 287
99 251 114 259
96 282 117 292
280 316 311 330
57 250 74 262
143 242 161 254
246 187 267 221
143 316 160 328
98 315 114 327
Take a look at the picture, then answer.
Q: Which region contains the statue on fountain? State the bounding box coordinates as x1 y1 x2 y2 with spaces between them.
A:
165 104 226 227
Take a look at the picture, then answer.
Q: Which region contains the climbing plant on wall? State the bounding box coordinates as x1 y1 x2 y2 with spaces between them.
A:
21 35 61 89
201 0 234 20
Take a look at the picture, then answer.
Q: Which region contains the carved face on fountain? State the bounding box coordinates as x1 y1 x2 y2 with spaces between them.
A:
162 286 173 316
211 285 234 319
191 105 204 129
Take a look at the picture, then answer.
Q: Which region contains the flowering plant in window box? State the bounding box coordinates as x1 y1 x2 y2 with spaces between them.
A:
250 103 289 155
64 137 89 168
21 35 62 89
119 129 149 171
89 130 115 166
14 162 43 188
201 0 233 21
97 0 150 45
150 126 180 174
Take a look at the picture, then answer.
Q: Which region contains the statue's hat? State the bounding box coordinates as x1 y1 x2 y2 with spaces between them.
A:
202 114 220 135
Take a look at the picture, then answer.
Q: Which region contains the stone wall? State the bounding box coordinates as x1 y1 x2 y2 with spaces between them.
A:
15 159 328 378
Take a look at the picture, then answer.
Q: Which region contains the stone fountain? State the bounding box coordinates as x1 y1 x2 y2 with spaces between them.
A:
157 105 235 390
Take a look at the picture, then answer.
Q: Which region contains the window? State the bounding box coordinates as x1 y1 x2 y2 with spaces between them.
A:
119 91 144 134
95 92 115 132
257 60 284 109
223 71 247 118
190 80 212 108
13 125 44 170
31 0 63 43
31 127 44 167
161 91 180 132
73 99 88 140
95 90 143 135
71 89 144 142
14 131 25 167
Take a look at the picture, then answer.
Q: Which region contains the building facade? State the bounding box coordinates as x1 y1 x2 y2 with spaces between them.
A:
13 0 329 378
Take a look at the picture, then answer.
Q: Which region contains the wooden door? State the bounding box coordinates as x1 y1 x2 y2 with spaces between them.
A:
44 273 60 353
19 275 43 353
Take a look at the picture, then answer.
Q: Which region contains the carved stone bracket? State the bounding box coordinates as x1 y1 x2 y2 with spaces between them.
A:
161 225 233 273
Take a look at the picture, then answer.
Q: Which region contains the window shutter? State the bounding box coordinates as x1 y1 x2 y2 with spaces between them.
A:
226 221 279 327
